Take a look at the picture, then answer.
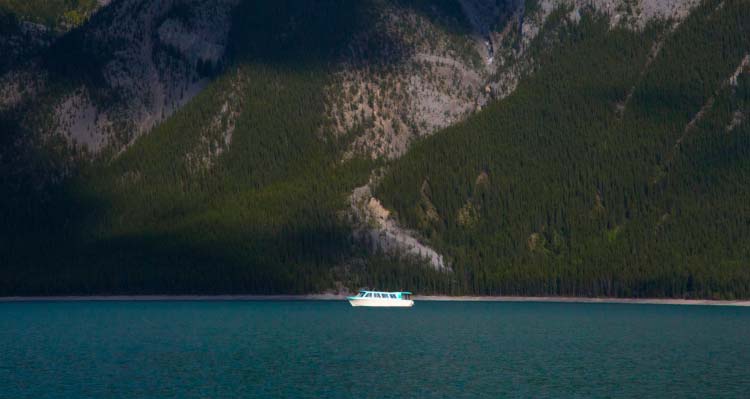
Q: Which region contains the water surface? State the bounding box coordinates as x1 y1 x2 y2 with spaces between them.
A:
1 301 748 398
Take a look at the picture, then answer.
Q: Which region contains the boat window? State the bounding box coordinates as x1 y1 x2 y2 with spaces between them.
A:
390 294 397 298
364 293 371 298
375 293 381 298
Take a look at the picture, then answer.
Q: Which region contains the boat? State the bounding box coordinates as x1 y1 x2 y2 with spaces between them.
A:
347 290 414 307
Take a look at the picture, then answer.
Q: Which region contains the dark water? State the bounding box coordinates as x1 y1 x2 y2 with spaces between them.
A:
1 301 749 398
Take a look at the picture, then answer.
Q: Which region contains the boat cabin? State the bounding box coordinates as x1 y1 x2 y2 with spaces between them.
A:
354 290 411 300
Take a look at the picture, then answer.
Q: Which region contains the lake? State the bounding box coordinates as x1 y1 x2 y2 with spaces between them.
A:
1 300 749 398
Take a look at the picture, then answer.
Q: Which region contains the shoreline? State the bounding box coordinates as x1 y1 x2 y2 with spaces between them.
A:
0 295 748 306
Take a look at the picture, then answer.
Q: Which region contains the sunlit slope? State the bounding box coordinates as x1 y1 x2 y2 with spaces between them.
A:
376 0 750 298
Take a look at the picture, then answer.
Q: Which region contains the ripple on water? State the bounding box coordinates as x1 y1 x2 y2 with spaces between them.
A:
0 301 749 398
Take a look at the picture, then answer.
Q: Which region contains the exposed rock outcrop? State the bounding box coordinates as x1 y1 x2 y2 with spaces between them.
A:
1 0 239 154
184 70 245 173
348 173 448 271
327 0 702 160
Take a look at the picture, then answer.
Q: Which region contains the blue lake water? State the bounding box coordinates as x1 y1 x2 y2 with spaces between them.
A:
1 300 749 398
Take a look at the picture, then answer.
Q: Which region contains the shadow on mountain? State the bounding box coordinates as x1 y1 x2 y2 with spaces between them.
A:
35 0 486 91
42 27 112 87
1 0 523 296
0 222 355 295
227 0 480 68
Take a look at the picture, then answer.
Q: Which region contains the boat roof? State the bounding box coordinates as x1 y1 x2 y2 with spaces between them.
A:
358 290 412 294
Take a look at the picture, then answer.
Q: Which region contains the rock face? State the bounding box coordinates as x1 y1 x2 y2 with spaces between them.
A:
519 0 701 32
1 0 703 157
349 174 448 271
183 69 245 173
1 0 238 153
325 0 701 160
0 20 52 75
326 1 512 160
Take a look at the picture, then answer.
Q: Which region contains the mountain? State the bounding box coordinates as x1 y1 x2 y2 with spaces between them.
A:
0 0 105 30
1 0 748 298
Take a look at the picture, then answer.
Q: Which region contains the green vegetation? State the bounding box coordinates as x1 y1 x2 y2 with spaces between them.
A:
0 0 456 295
376 0 750 299
2 0 749 298
1 62 376 295
0 0 99 28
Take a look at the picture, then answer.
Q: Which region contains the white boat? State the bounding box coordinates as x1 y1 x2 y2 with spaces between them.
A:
347 290 414 307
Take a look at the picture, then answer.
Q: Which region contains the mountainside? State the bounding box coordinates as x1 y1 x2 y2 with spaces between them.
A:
376 0 750 297
1 0 749 298
0 0 104 30
1 0 238 156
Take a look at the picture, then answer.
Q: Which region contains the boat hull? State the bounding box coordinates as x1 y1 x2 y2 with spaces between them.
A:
348 298 414 307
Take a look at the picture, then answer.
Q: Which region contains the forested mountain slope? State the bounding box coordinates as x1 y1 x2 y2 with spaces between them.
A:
376 0 750 298
1 0 748 298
